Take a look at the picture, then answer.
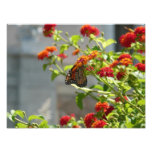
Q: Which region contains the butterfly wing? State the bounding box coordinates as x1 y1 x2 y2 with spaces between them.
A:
65 65 77 85
65 65 87 87
75 66 87 87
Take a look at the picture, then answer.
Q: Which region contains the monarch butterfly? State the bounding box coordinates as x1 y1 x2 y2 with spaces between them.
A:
65 65 87 87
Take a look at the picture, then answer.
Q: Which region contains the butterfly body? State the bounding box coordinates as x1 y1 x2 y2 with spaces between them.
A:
65 65 87 87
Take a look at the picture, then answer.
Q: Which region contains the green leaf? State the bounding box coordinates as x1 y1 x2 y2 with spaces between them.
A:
43 64 48 71
51 70 60 81
125 116 134 128
138 99 145 106
15 110 25 119
90 34 96 39
92 46 100 51
38 120 49 128
134 54 144 63
60 44 69 53
28 115 45 122
75 93 86 109
70 35 81 45
127 108 134 113
103 84 108 91
64 65 73 71
16 123 28 128
102 39 116 49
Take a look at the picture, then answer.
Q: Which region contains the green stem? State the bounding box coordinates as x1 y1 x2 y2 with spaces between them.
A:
94 39 103 51
133 87 144 98
54 63 66 76
14 117 28 125
71 84 115 96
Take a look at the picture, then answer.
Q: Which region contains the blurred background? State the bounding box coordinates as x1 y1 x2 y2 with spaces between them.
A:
7 24 138 128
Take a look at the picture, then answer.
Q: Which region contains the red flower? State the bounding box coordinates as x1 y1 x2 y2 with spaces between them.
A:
116 71 126 80
134 26 145 35
91 120 107 128
88 50 98 60
97 67 114 77
43 24 56 37
84 113 97 128
60 115 71 126
102 106 114 120
74 55 89 69
90 26 100 36
134 26 145 43
57 53 67 59
109 60 119 68
135 63 145 72
119 58 133 66
119 32 136 47
115 96 128 103
105 106 114 116
72 49 80 56
95 102 109 112
46 46 57 53
37 50 49 60
118 54 132 60
80 25 100 37
138 34 145 42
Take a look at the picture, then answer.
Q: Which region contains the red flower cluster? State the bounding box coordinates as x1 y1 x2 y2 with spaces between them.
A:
91 120 107 128
37 50 49 60
88 50 98 60
118 54 132 60
60 113 75 126
60 115 71 126
102 105 114 120
84 113 97 128
109 60 119 68
46 46 57 53
135 63 145 72
57 53 67 59
95 102 109 112
80 25 100 37
97 67 114 77
116 71 126 80
43 24 56 37
119 26 145 47
118 54 132 66
109 54 132 68
115 96 128 103
105 106 114 116
134 26 145 42
119 32 136 47
37 46 58 60
72 49 80 56
134 26 145 35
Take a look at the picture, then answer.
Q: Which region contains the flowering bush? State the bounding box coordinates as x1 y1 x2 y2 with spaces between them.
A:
7 24 145 128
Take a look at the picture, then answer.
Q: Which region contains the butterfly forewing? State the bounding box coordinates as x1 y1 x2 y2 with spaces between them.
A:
65 65 87 87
